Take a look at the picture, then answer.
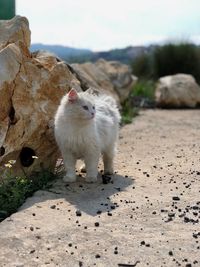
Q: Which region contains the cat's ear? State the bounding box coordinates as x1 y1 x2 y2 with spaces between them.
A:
68 89 78 103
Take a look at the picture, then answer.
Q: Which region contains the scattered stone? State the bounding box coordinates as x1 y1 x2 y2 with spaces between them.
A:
169 251 173 256
95 254 101 258
172 196 180 201
76 210 82 217
102 175 112 184
96 210 102 215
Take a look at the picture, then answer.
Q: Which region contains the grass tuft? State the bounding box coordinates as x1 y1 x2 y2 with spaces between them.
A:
0 168 57 222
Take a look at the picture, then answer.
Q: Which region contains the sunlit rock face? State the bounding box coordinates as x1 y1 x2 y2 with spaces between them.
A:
0 16 81 176
72 58 137 103
155 74 200 108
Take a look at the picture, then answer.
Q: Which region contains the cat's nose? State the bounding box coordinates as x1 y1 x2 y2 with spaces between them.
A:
91 112 94 116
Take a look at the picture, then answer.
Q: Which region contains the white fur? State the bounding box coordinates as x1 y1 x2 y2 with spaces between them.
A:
54 89 121 183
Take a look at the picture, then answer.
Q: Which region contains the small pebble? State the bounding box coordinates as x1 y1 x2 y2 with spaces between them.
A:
76 210 82 216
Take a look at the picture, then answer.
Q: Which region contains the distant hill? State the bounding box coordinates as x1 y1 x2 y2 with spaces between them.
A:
30 43 92 60
30 43 157 64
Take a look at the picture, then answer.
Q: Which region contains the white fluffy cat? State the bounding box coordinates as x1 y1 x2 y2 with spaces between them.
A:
54 88 121 183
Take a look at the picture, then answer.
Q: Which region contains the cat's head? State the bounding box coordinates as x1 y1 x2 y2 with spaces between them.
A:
65 89 96 121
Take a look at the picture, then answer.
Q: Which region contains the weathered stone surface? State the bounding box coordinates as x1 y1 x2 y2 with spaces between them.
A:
72 59 137 103
0 17 81 176
155 73 200 107
0 110 199 266
96 59 137 102
0 16 31 51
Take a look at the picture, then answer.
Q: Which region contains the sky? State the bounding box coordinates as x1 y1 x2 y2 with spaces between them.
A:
16 0 200 51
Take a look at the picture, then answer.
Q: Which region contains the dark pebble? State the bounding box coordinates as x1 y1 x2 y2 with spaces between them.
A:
76 210 82 216
168 212 175 217
94 222 100 227
172 196 180 201
184 217 190 223
50 205 56 209
102 175 112 184
95 254 101 258
96 210 102 215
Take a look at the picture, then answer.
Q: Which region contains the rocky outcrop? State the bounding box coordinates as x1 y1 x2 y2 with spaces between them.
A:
0 16 81 176
155 74 200 108
0 16 134 177
72 59 137 103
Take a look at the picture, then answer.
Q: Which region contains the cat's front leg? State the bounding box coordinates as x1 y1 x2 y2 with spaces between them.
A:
84 152 100 183
62 152 77 183
103 148 115 175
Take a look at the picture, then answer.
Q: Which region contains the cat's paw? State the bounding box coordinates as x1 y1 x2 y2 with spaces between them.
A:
63 175 77 183
85 176 98 183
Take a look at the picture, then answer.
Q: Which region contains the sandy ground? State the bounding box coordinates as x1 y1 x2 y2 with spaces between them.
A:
0 109 200 267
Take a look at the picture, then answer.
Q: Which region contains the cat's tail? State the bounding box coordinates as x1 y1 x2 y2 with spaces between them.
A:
86 87 121 123
100 95 121 123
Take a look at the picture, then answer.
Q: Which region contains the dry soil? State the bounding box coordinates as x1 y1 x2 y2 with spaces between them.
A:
0 109 200 267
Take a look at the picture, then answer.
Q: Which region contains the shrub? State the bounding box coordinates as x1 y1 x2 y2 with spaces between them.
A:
153 43 200 82
121 80 156 124
131 80 155 100
131 43 200 83
121 101 139 124
131 53 152 79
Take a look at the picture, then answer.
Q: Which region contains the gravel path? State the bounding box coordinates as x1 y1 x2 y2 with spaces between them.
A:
0 109 200 267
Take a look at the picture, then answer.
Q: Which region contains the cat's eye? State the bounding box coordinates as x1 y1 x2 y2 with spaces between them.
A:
82 105 89 110
92 106 95 110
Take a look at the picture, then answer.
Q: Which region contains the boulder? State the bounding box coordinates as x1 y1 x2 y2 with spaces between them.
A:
0 16 81 177
72 59 137 103
155 74 200 108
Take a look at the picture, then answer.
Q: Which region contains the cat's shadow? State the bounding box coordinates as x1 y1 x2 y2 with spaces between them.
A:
49 173 134 216
22 173 134 217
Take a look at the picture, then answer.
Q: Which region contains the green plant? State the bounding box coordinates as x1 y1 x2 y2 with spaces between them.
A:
153 43 200 82
131 53 152 79
120 80 156 124
0 162 57 221
121 100 139 124
131 80 156 100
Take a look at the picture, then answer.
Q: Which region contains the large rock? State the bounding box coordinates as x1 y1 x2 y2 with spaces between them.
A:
155 74 200 108
0 16 81 176
0 16 30 53
72 59 137 103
